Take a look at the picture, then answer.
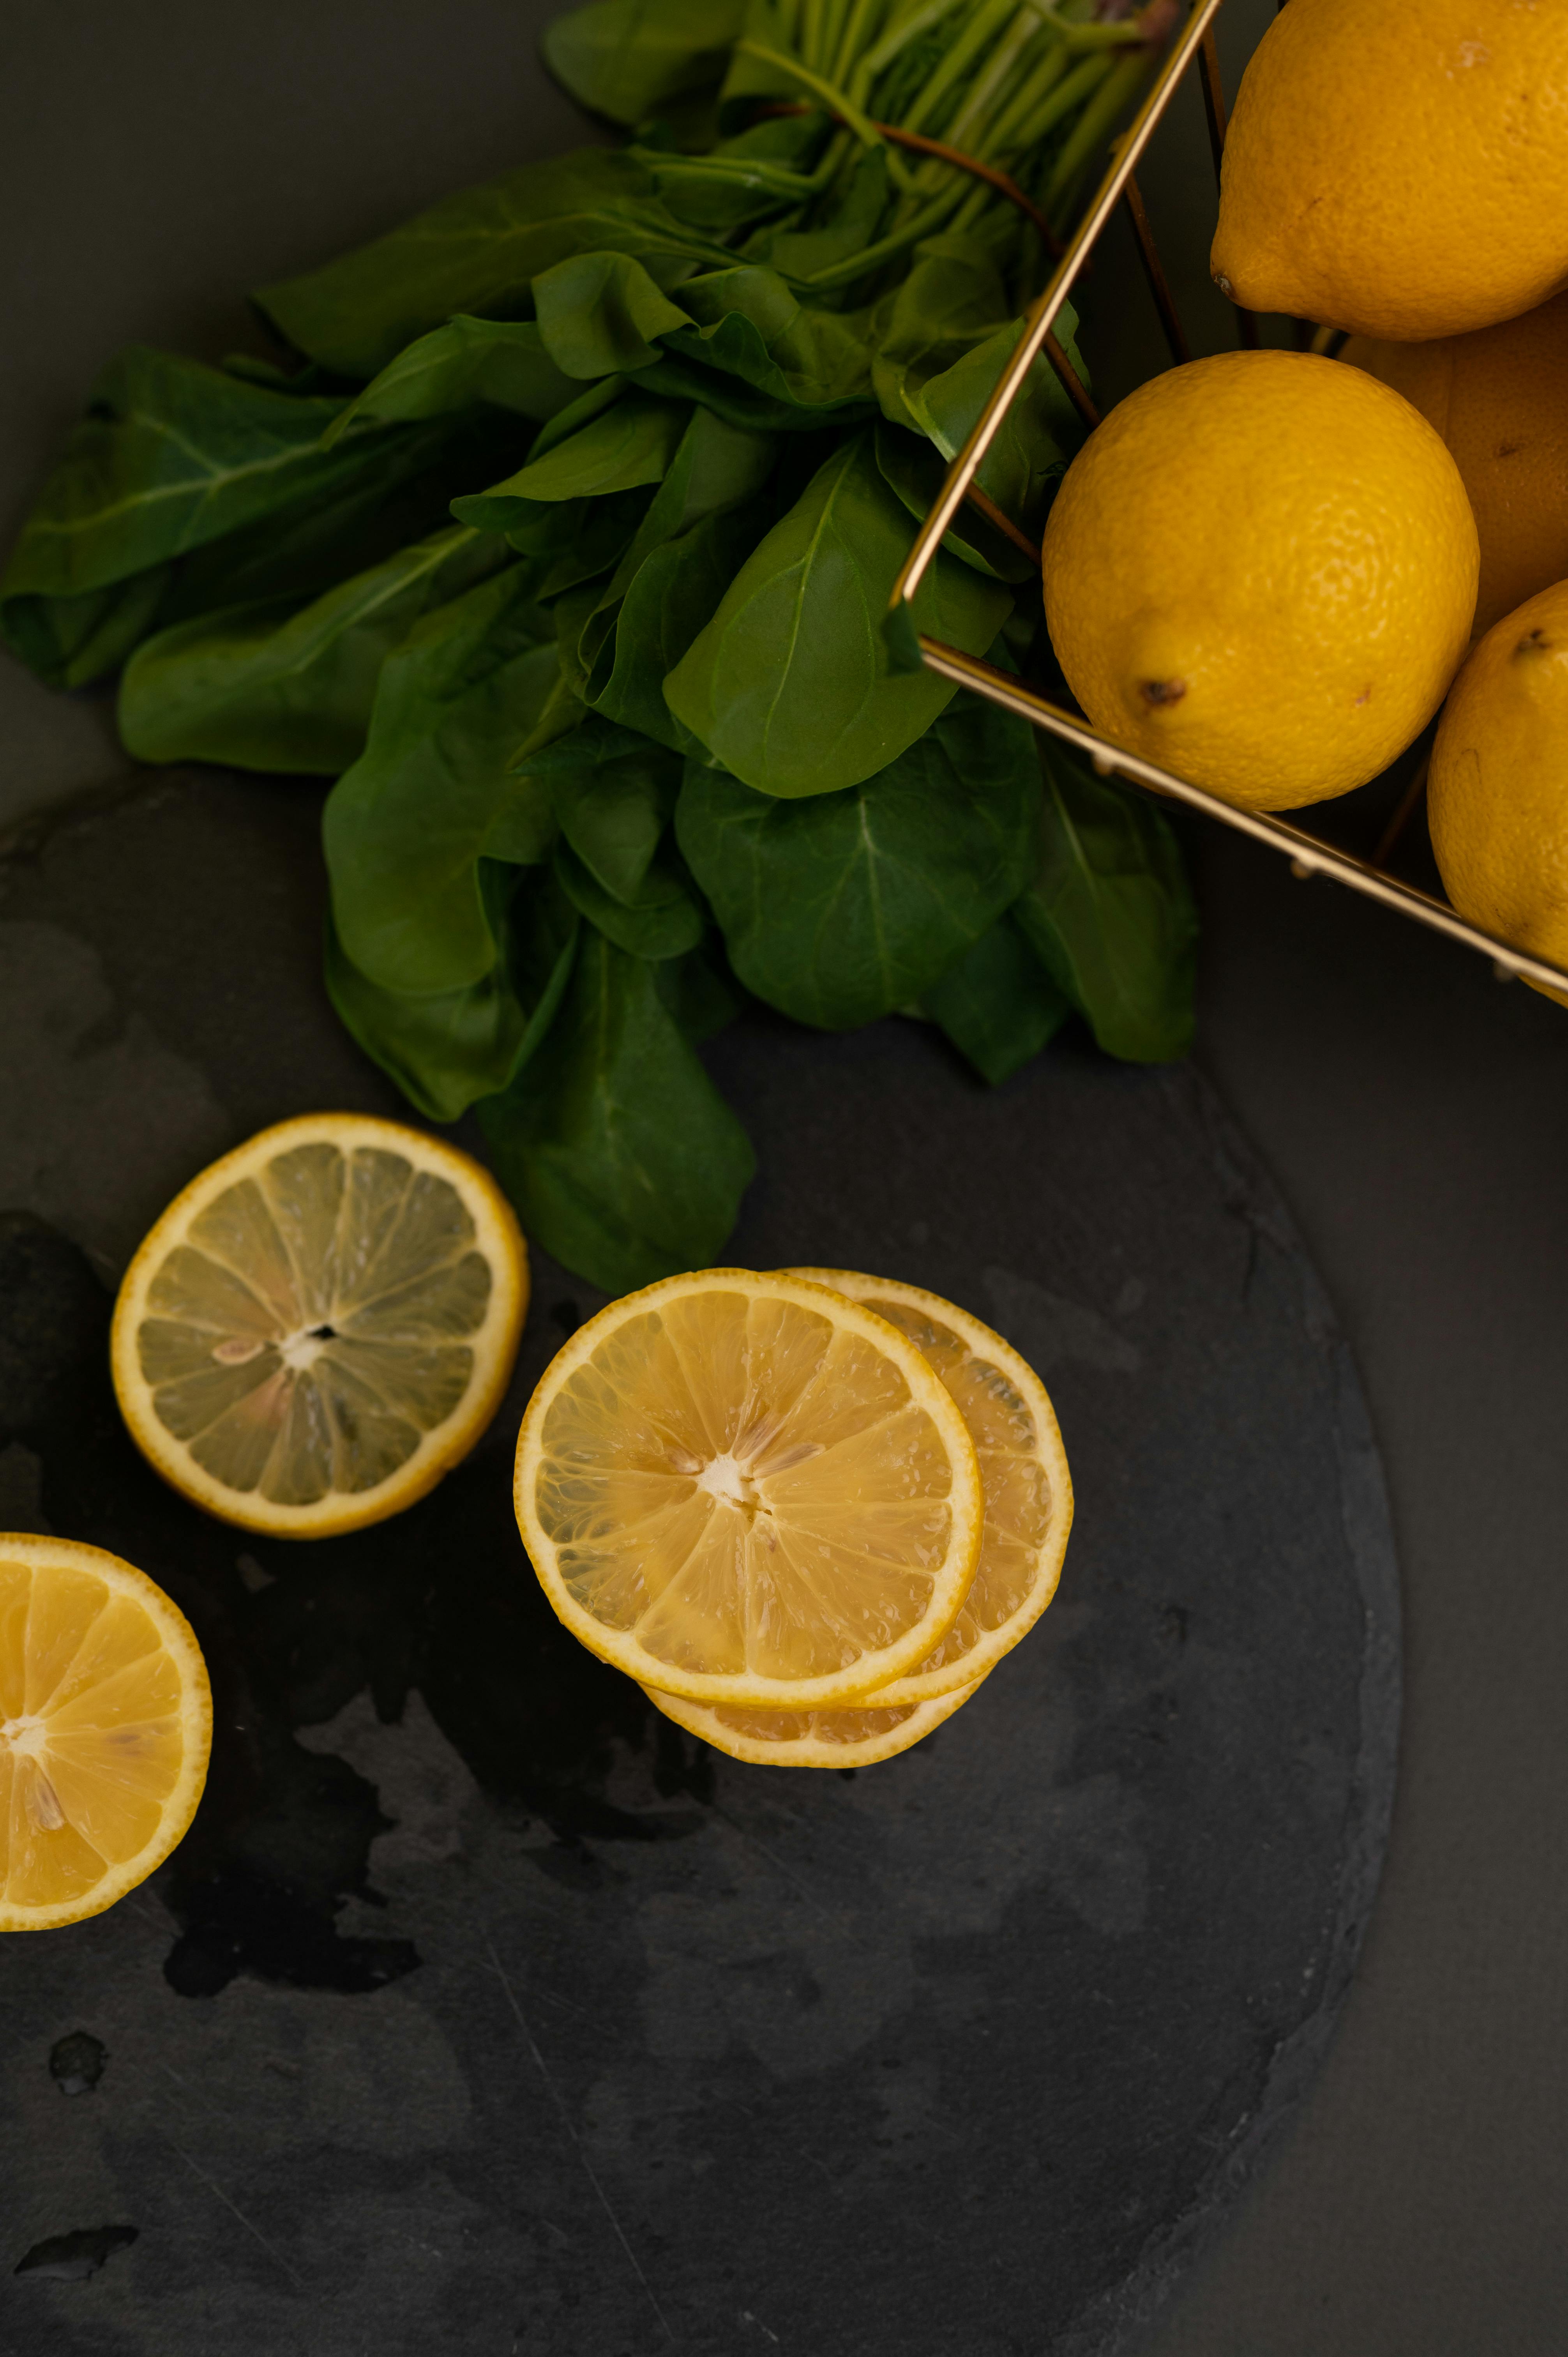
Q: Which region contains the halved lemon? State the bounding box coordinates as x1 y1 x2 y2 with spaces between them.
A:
112 1114 528 1538
514 1270 984 1708
645 1674 985 1769
0 1536 211 1931
782 1271 1072 1705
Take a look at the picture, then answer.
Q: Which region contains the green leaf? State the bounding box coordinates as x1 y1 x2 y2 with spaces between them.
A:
1 567 174 691
908 322 1083 529
554 842 707 959
874 420 1036 585
254 149 728 379
675 691 1040 1026
324 563 566 993
542 0 745 128
655 932 749 1041
919 913 1069 1085
587 502 763 746
1013 742 1198 1064
521 716 682 900
451 391 690 525
533 251 693 379
661 265 874 409
663 430 1010 797
324 317 584 441
324 871 579 1123
0 347 390 602
118 524 509 773
479 929 754 1292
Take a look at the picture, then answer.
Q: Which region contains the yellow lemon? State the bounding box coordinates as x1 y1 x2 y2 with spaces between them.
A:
777 1271 1070 1705
1429 581 1568 1008
1211 0 1568 340
1342 293 1568 641
645 1677 985 1770
113 1113 528 1538
1041 351 1478 811
0 1536 211 1931
514 1269 984 1709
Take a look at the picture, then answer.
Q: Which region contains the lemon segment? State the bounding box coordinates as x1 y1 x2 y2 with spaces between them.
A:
645 1676 985 1769
780 1272 1071 1705
112 1113 528 1538
0 1536 211 1932
515 1270 984 1708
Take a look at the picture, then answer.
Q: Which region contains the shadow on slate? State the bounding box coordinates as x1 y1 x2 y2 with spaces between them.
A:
0 771 1398 2357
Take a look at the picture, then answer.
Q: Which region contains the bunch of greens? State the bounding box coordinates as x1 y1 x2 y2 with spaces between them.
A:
0 0 1195 1294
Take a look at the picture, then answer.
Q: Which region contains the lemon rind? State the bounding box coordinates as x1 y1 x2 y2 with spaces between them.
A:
779 1269 1073 1705
514 1269 985 1709
643 1673 984 1769
111 1112 529 1539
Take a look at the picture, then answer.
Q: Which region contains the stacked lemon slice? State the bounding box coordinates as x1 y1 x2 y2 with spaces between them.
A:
515 1268 1072 1767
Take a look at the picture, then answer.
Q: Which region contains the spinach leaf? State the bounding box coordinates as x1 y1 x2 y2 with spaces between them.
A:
479 929 754 1293
655 932 749 1041
451 391 690 525
325 318 583 440
521 715 681 899
543 0 745 129
119 523 509 773
0 348 394 603
663 430 1010 798
676 691 1040 1026
910 323 1083 530
554 841 707 959
608 402 774 587
533 252 693 379
324 564 565 994
255 150 728 379
1013 743 1198 1064
587 503 762 746
874 420 1035 585
919 913 1069 1085
2 568 174 691
325 869 579 1123
661 266 874 409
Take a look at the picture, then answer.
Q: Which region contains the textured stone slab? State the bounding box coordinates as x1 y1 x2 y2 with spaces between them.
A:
0 772 1398 2356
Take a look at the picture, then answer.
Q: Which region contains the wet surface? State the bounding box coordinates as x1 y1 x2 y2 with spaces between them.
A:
0 771 1398 2356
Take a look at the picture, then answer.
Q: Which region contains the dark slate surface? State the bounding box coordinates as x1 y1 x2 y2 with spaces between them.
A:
0 772 1398 2356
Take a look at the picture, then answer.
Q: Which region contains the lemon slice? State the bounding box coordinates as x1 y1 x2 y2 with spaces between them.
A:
782 1271 1071 1705
112 1113 528 1538
514 1269 984 1708
644 1674 985 1769
0 1536 211 1931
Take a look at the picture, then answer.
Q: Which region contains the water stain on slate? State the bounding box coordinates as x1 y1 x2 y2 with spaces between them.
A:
48 2032 106 2095
14 2225 137 2280
0 1206 703 2002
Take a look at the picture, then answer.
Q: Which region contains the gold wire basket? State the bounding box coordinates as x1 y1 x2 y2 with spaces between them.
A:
891 0 1568 1001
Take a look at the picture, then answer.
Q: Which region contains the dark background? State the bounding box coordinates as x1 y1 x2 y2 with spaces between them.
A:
2 3 1566 2349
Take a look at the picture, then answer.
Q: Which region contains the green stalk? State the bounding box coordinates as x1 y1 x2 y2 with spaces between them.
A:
735 40 886 145
830 0 890 88
935 9 1055 160
852 0 965 106
1043 44 1150 212
896 0 1017 139
967 29 1072 164
1017 0 1154 49
790 179 968 288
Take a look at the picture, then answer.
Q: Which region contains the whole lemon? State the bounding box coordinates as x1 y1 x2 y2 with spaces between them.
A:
1211 0 1568 340
1343 293 1568 640
1429 580 1568 1006
1040 351 1478 812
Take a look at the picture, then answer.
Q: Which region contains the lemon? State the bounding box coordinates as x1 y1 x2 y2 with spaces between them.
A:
1429 582 1568 1009
0 1536 211 1931
1211 0 1568 340
514 1269 984 1708
778 1271 1070 1705
1342 293 1568 642
1041 351 1478 811
112 1113 528 1538
645 1677 985 1770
